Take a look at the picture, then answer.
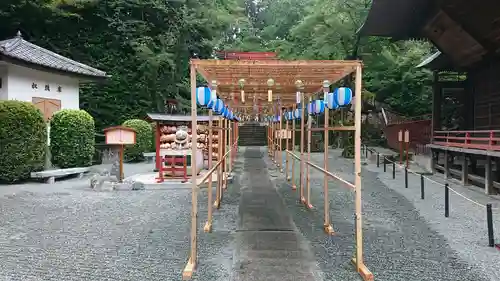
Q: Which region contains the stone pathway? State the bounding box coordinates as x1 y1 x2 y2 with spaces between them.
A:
230 147 323 281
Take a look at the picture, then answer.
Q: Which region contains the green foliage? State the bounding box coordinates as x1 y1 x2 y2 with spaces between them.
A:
122 119 153 162
0 101 47 183
0 0 435 133
50 109 95 168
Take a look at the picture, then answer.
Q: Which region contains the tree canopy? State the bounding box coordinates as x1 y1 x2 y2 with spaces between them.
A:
0 0 434 129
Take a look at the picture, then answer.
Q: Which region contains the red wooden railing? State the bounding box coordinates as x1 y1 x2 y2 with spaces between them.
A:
433 130 500 151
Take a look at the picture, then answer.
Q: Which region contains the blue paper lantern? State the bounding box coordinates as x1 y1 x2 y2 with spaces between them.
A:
294 108 301 120
314 100 325 115
334 87 353 106
307 102 316 115
207 99 216 110
214 99 224 114
196 87 211 107
326 93 339 109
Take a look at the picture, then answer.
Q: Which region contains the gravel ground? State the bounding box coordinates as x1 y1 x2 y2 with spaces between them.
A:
362 151 500 281
270 148 491 281
0 161 241 281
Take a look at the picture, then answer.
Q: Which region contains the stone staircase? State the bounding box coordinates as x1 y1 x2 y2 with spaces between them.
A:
238 123 267 146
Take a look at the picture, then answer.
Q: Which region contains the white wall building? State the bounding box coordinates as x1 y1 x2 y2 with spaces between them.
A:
0 31 107 120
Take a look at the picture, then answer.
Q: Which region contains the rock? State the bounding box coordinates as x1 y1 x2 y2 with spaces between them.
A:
90 174 118 191
131 181 145 190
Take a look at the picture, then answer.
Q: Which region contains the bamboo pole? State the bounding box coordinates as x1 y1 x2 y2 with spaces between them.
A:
306 95 313 209
204 109 214 233
182 63 198 279
291 104 297 190
300 92 306 204
351 65 374 281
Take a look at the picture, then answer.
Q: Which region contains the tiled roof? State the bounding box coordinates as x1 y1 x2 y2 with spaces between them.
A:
0 32 107 78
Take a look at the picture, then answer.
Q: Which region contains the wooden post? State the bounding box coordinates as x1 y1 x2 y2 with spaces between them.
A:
324 102 334 234
486 155 493 195
306 95 313 209
351 64 373 281
228 119 233 175
461 154 468 185
204 110 214 233
291 104 297 190
279 104 283 172
155 122 161 172
223 118 228 190
300 92 306 204
119 144 124 182
444 150 449 180
214 118 222 209
398 130 403 164
285 109 290 179
183 63 198 280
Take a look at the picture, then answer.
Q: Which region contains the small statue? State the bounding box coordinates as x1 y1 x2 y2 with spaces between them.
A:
175 125 189 149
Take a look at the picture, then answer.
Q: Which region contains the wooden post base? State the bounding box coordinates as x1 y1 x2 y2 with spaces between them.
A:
350 258 374 281
291 185 297 190
182 258 196 280
306 203 313 209
203 221 212 233
300 197 306 204
323 224 335 235
213 200 220 209
287 176 291 181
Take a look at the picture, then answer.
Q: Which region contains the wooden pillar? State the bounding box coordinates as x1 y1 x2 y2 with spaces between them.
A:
431 71 442 138
215 118 222 209
351 64 373 280
444 150 450 180
461 153 469 185
291 104 297 190
306 94 313 209
204 110 214 233
155 122 161 172
323 102 333 234
223 118 228 190
285 109 290 180
279 105 283 171
183 63 198 279
300 92 306 203
485 156 494 195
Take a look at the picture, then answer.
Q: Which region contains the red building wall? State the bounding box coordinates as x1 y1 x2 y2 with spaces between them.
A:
384 120 432 151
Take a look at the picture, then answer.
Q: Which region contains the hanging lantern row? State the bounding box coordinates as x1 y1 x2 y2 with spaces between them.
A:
195 86 240 121
267 86 353 122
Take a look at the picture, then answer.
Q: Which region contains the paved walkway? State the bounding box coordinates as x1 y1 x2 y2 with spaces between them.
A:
231 147 322 281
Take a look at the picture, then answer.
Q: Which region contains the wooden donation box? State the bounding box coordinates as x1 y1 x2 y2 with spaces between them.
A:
103 126 137 182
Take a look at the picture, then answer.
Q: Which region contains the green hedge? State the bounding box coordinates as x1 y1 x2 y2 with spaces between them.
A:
50 109 95 168
0 100 47 183
123 119 152 161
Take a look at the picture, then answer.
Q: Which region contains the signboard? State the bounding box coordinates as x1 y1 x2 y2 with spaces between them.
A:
104 126 137 145
404 130 410 143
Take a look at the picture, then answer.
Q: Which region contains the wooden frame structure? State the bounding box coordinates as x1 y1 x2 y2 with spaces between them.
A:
184 59 372 281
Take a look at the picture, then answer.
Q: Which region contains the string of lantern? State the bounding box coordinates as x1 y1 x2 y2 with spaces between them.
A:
196 82 241 122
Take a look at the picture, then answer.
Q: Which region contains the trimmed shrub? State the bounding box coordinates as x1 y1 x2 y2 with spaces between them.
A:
0 100 47 183
50 109 95 168
123 119 152 162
